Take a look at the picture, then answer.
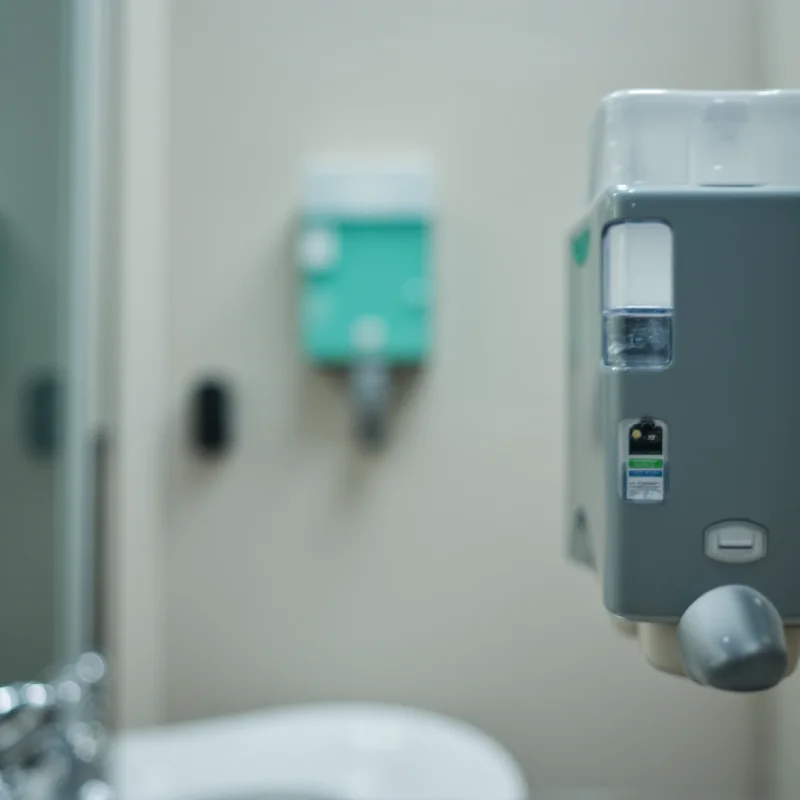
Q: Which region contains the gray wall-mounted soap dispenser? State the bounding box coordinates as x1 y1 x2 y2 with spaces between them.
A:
567 88 800 692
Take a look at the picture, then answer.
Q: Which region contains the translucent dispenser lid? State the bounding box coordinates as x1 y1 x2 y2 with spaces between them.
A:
589 90 800 199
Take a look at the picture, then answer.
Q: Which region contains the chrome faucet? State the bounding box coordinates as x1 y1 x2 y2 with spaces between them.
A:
0 653 110 800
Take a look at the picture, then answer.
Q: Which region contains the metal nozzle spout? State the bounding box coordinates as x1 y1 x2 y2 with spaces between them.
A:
350 357 390 449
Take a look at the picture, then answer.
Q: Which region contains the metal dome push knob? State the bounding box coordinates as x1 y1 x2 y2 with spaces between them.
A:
678 585 787 692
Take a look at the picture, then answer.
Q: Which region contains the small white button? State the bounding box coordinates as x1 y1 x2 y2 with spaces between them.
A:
300 228 339 272
705 521 767 564
717 526 756 550
351 316 387 355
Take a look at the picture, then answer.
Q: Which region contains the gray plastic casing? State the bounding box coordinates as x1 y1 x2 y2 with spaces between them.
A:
567 187 800 622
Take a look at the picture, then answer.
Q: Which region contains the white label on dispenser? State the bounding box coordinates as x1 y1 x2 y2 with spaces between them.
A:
625 461 665 502
619 418 668 504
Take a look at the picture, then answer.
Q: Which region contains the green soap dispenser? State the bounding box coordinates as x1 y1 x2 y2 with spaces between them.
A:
298 159 434 447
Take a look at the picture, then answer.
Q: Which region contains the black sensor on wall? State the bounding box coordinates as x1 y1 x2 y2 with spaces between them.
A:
191 378 233 456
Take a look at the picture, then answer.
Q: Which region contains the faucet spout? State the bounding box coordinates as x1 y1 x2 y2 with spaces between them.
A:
0 652 109 799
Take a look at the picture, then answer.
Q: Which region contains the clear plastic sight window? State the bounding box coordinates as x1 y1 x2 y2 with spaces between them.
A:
602 221 673 370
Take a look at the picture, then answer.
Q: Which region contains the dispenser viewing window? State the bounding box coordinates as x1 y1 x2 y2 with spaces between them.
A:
602 220 673 370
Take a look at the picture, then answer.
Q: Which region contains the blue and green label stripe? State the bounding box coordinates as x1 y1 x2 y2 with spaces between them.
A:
628 458 664 478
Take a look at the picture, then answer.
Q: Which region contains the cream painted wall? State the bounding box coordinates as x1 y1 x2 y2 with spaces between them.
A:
122 0 764 794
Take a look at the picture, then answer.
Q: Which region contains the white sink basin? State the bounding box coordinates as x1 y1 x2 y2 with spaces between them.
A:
110 703 528 800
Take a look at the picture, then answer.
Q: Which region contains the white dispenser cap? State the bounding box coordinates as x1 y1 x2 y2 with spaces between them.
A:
302 158 435 219
589 89 800 199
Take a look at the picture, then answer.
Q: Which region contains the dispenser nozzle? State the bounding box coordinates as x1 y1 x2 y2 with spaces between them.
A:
350 356 390 449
